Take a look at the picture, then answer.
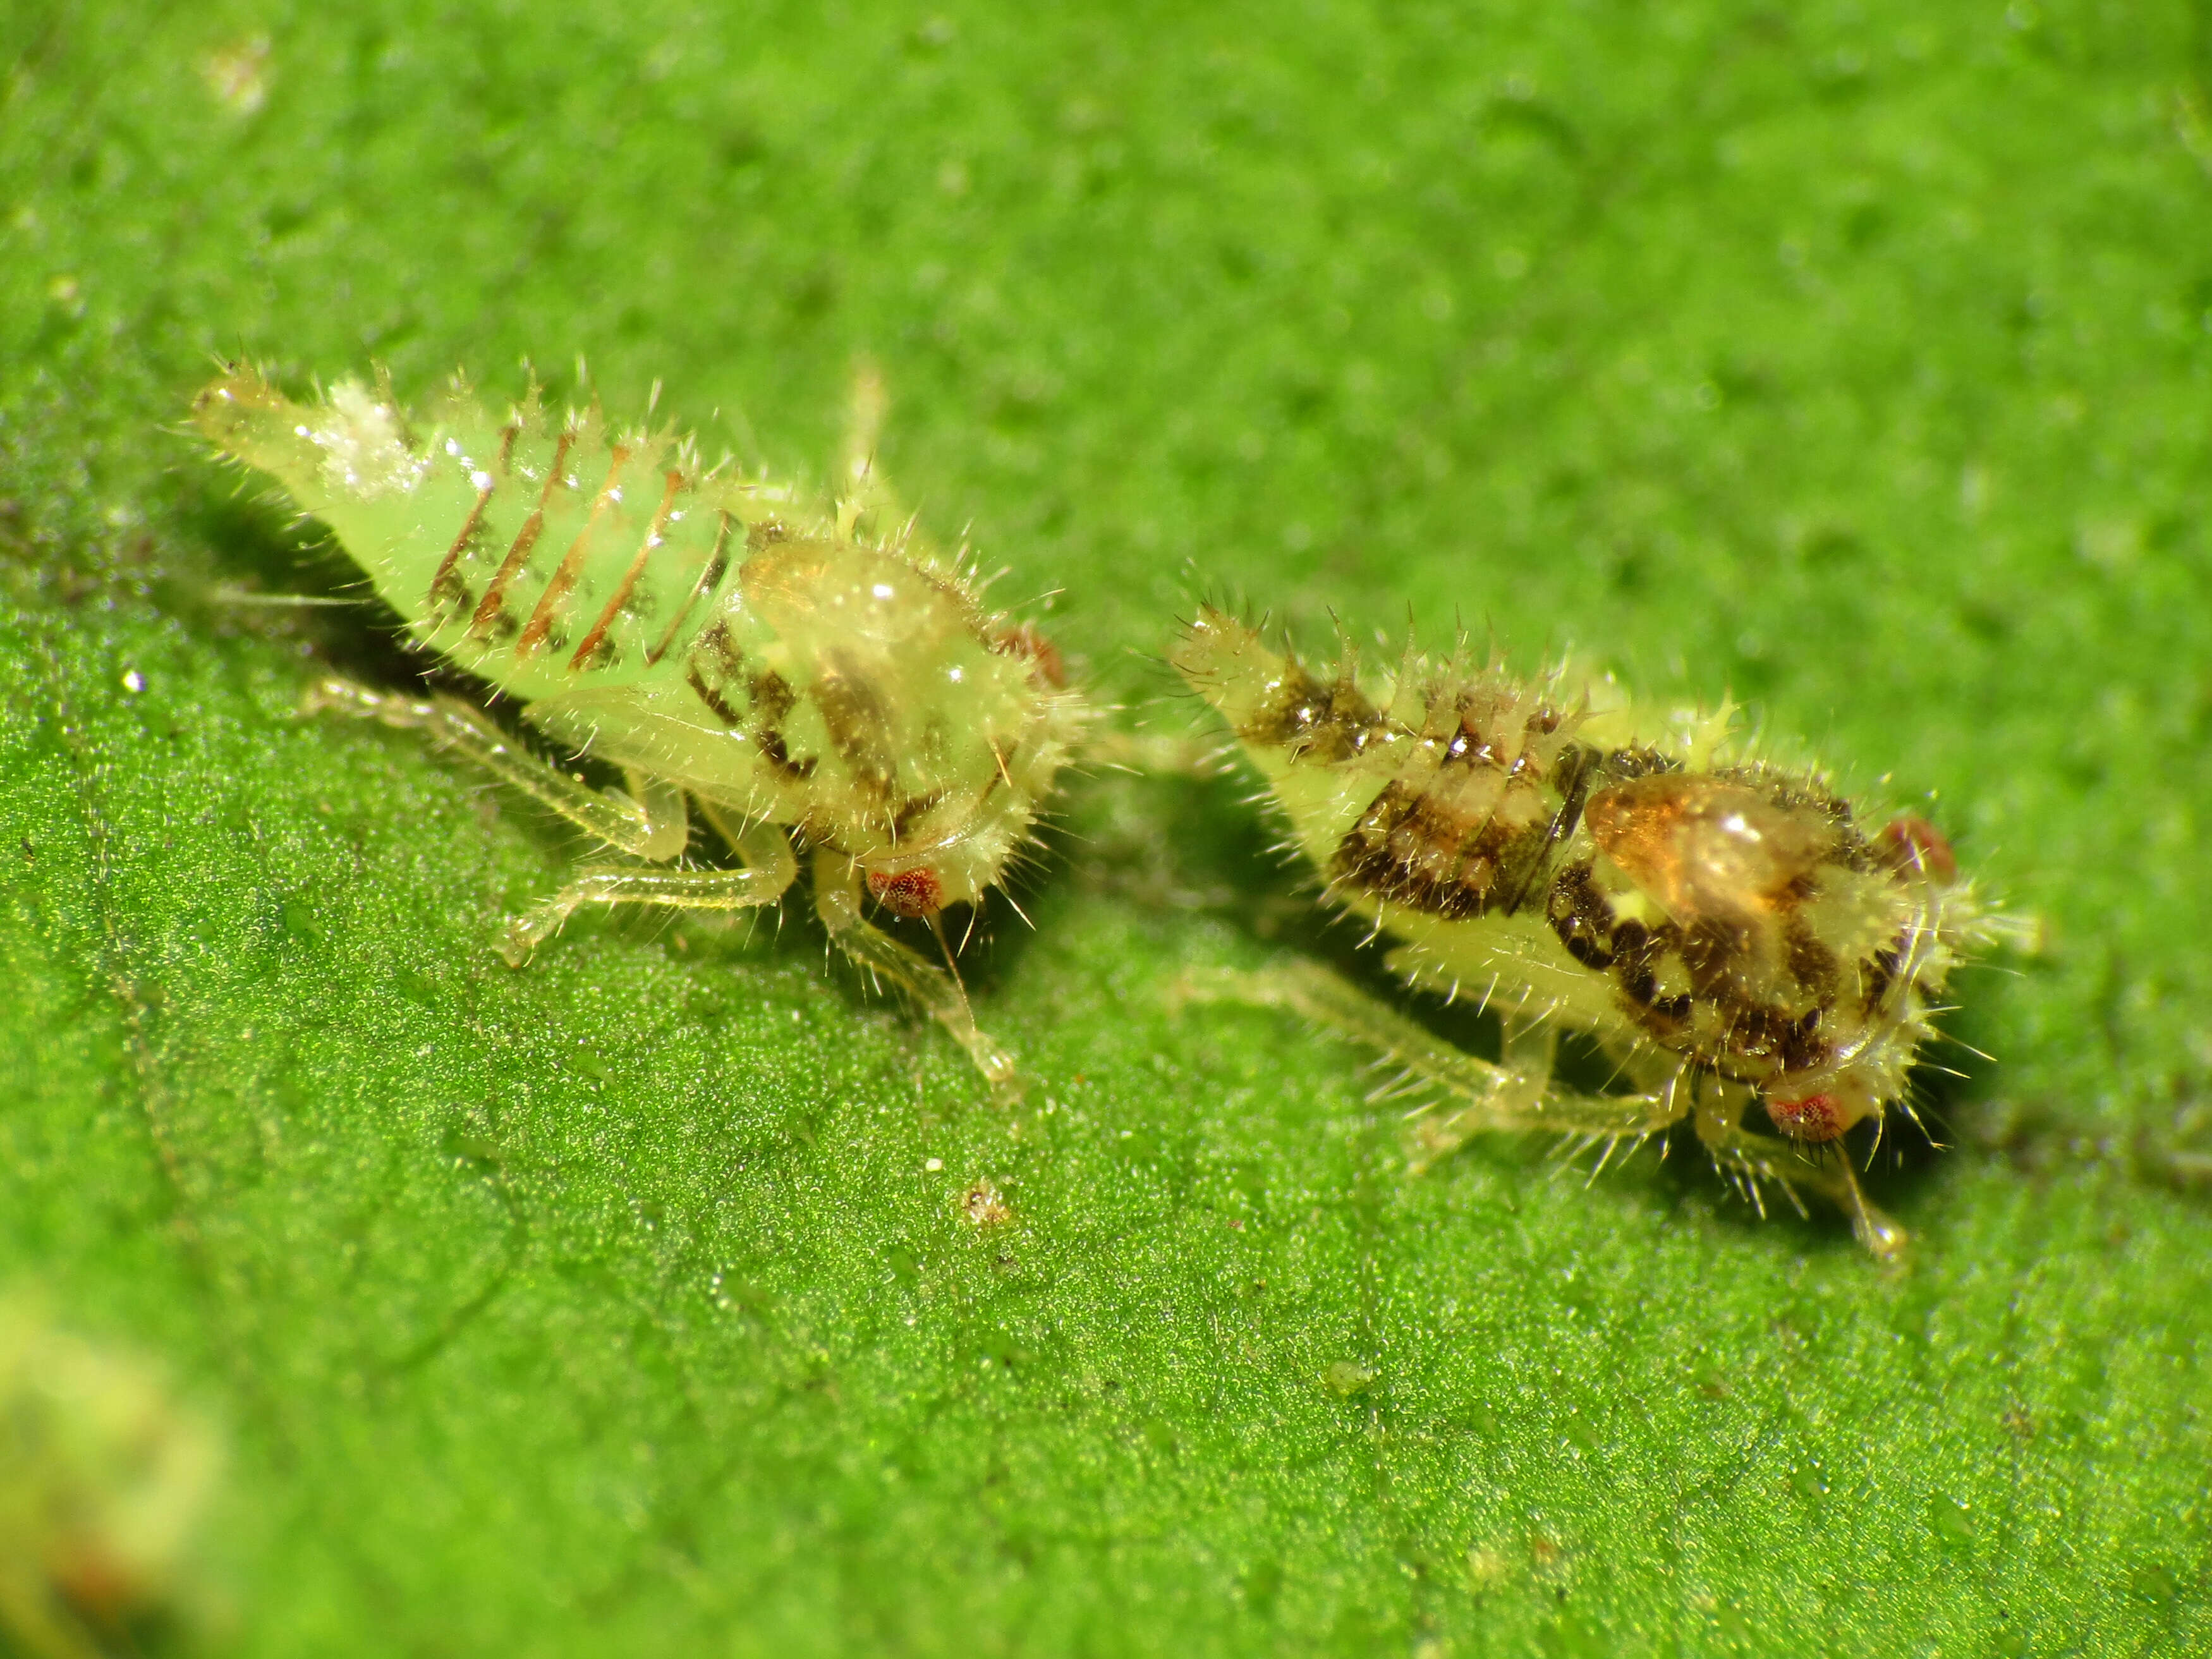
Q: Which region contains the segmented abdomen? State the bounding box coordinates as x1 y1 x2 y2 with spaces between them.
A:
340 404 773 707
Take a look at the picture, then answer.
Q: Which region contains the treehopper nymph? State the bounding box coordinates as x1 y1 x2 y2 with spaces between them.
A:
1173 606 2003 1260
194 365 1083 1093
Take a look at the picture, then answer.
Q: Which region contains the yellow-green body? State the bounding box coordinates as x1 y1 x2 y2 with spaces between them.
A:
194 372 1075 908
195 367 1084 1089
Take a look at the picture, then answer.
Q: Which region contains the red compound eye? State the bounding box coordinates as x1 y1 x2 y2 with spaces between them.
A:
994 622 1067 688
1877 815 1958 884
1768 1093 1845 1142
868 865 945 918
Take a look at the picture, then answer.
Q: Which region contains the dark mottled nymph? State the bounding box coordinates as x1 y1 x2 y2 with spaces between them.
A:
1174 606 2000 1260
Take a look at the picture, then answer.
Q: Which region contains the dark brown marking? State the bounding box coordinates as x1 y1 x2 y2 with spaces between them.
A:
569 469 687 672
1333 779 1548 921
1716 763 1865 856
644 511 735 665
1545 861 1619 970
1779 1010 1829 1074
1784 918 1840 1005
749 667 794 722
469 428 573 640
756 726 816 781
1677 915 1756 995
1494 742 1598 914
694 619 746 681
1536 781 1868 1087
1236 655 1381 763
890 788 948 839
516 444 629 659
426 479 495 616
813 669 896 797
1725 1002 1789 1063
1607 920 1695 1021
686 665 743 727
1599 746 1680 781
1861 943 1902 1016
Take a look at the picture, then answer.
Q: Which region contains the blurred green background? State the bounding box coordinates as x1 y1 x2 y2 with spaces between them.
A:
3 2 2209 1653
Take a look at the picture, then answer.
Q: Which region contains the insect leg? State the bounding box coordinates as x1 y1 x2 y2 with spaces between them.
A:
1177 963 1689 1170
1498 1009 1560 1079
621 769 692 862
499 827 798 964
1691 1083 1908 1263
808 848 1021 1097
691 799 793 875
301 678 682 859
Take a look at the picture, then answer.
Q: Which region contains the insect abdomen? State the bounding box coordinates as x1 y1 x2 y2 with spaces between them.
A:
194 370 769 705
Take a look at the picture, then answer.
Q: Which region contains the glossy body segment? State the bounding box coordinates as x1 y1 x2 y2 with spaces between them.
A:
197 367 1084 1091
1173 605 1991 1258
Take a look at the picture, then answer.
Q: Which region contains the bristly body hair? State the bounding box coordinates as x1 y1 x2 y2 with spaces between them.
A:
193 360 1088 1095
1172 600 2009 1260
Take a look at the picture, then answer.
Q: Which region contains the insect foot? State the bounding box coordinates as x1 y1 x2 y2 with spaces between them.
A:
1170 604 2007 1261
198 365 1085 1097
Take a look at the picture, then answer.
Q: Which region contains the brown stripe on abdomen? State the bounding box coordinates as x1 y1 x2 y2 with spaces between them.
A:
568 468 687 672
425 419 521 619
645 511 735 665
469 427 573 641
1482 743 1598 915
517 444 630 659
683 618 749 726
686 665 744 727
755 726 816 782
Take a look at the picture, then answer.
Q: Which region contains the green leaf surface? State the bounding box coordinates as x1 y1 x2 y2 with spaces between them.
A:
3 2 2209 1653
